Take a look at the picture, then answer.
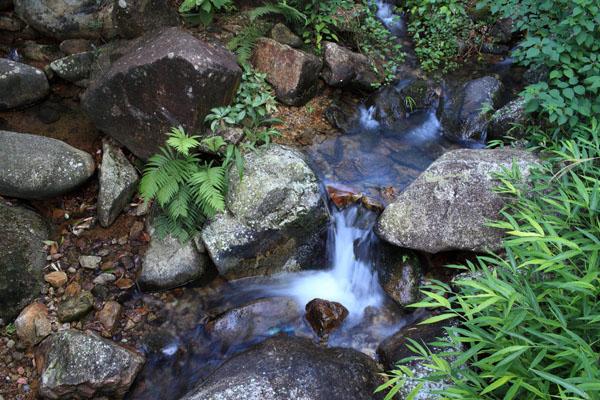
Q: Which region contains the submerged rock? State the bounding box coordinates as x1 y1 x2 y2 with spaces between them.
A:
180 336 383 400
252 37 322 106
202 145 328 278
375 148 538 253
305 298 349 336
82 27 241 159
322 41 380 90
0 131 95 199
0 202 49 321
36 330 145 399
0 59 49 110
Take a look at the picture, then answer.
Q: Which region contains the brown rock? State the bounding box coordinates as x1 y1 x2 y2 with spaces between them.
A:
305 298 349 336
59 39 93 55
14 303 52 346
322 42 380 90
44 271 68 288
97 300 122 337
64 281 81 297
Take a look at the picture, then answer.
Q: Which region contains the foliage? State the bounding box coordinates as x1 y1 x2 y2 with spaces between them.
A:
227 23 271 67
477 0 600 128
296 0 348 49
178 0 234 25
378 119 600 399
248 1 307 25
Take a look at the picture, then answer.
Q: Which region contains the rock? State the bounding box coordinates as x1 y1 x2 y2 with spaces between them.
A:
270 22 302 48
82 27 241 160
36 330 145 399
0 131 95 199
0 59 49 110
79 255 101 270
97 141 139 227
15 303 52 346
20 42 63 62
14 0 114 40
97 300 122 336
44 271 68 288
112 0 179 39
93 272 116 285
439 76 503 141
59 39 93 55
202 145 328 278
376 246 422 306
305 298 349 336
322 42 380 90
0 15 23 31
139 226 209 291
251 37 322 106
375 148 539 253
49 51 95 85
0 202 49 321
488 97 526 140
57 290 94 322
180 336 383 400
207 297 300 348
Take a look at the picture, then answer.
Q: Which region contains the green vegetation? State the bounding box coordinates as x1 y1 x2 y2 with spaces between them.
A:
178 0 234 25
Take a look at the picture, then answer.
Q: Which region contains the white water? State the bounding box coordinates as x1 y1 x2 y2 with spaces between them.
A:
375 0 405 36
358 105 380 130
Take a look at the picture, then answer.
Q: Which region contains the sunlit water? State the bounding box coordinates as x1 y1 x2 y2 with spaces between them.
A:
375 0 405 36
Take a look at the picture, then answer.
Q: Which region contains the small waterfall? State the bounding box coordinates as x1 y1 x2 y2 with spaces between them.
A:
358 105 380 130
375 0 405 37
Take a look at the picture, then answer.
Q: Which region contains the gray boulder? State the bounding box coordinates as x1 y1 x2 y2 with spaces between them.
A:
49 51 95 85
36 330 145 399
0 131 95 199
82 27 241 159
97 141 139 227
252 37 322 106
322 41 380 90
0 59 49 110
375 148 538 253
202 145 328 278
180 336 383 400
488 97 526 140
0 202 49 321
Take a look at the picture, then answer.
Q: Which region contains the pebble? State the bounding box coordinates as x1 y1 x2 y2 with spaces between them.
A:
44 271 68 288
79 255 101 269
6 340 15 349
97 301 122 336
68 267 77 274
93 273 116 285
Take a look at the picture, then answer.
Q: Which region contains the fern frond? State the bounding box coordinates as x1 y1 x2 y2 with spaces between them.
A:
249 3 306 25
227 23 270 66
166 126 201 156
166 184 192 220
189 166 226 216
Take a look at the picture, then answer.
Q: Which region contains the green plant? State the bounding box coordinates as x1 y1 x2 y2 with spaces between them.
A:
4 323 15 336
227 22 271 66
248 1 307 25
477 0 600 127
378 119 600 399
179 0 234 25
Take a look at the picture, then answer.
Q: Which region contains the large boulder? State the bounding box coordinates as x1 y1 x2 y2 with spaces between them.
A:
0 131 95 199
36 330 145 399
252 37 322 106
0 202 49 321
201 145 328 278
0 59 49 110
82 27 241 159
375 148 538 253
180 336 383 400
439 76 503 141
322 42 380 90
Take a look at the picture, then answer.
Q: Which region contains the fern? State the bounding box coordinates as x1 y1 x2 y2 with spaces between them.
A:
227 23 271 66
166 126 201 156
248 2 307 25
189 166 226 217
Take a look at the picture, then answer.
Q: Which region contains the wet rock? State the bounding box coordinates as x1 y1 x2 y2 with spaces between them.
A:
375 148 539 253
270 22 302 48
251 37 322 106
59 39 93 55
324 100 359 133
36 330 145 399
0 131 95 199
35 101 62 124
15 303 52 346
97 141 139 227
112 0 179 38
439 76 503 141
376 246 422 306
181 336 383 400
322 42 380 90
57 290 94 322
97 300 122 337
207 297 300 347
82 27 241 160
488 97 526 140
79 255 101 270
0 59 49 110
49 51 95 85
202 145 328 278
0 202 49 321
305 298 349 336
44 271 68 288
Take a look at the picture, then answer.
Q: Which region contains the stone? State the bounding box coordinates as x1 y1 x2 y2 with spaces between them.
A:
180 336 383 400
20 42 63 62
439 76 503 141
82 27 241 159
305 298 349 336
322 42 380 90
207 297 301 348
44 271 68 288
0 131 95 199
251 37 322 106
57 290 94 322
112 0 179 39
0 59 49 110
14 303 52 346
0 202 49 321
49 51 95 84
97 141 139 227
202 145 328 278
97 300 122 336
376 245 422 306
0 15 23 31
375 148 539 253
270 22 302 48
79 255 101 270
59 39 93 55
93 272 116 285
36 330 145 399
488 97 526 140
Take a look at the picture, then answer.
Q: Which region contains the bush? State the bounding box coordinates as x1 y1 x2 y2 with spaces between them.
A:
378 119 600 399
178 0 234 25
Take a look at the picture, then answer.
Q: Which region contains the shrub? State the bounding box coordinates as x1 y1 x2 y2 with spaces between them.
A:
178 0 234 25
378 119 600 399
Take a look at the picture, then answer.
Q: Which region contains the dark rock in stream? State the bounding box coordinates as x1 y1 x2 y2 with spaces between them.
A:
376 245 422 306
305 298 349 337
180 336 384 400
322 41 381 90
488 97 527 140
0 58 49 110
0 202 49 321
